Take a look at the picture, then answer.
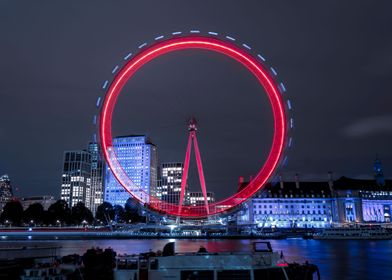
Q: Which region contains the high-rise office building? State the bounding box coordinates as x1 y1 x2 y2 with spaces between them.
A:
189 191 215 207
61 150 92 208
104 135 158 206
88 142 105 214
160 162 184 205
0 174 13 211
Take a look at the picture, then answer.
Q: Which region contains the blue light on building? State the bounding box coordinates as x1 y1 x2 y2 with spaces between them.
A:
237 164 392 228
236 175 335 228
104 135 158 207
333 176 392 224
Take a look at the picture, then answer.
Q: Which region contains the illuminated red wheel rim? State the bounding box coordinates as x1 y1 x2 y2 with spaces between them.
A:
99 35 287 218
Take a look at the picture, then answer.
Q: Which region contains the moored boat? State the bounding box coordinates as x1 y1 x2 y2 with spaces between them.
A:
313 226 391 240
114 242 319 280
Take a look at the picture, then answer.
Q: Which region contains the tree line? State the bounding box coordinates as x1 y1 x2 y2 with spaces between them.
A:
0 197 145 227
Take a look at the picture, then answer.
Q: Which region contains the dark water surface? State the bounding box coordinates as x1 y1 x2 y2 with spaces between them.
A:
0 238 391 280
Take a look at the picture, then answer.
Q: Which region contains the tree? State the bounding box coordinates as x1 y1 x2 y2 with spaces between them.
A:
113 205 125 223
95 202 114 224
0 200 24 226
23 203 44 225
123 197 144 223
71 202 94 225
46 200 71 225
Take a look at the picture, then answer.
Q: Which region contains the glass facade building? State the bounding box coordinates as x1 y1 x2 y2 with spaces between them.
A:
188 191 215 206
88 142 105 214
104 135 158 207
160 162 184 205
0 174 13 212
61 150 92 208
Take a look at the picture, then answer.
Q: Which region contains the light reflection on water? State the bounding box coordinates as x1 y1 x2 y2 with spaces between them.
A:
0 238 391 280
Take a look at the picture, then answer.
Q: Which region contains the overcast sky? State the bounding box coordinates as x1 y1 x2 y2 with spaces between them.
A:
0 1 391 199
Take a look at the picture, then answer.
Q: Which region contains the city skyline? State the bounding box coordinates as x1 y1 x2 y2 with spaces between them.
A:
1 146 387 201
1 1 391 198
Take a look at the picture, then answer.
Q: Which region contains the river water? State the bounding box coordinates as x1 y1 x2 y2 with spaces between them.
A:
0 238 391 280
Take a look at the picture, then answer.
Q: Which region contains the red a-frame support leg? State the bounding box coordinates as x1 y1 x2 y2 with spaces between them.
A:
178 119 209 215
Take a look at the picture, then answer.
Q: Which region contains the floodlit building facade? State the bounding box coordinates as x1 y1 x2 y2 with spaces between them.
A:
333 180 392 223
330 159 392 224
237 160 392 227
104 135 158 207
242 177 334 228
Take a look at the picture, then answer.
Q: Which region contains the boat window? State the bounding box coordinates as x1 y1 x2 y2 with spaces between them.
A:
127 260 138 270
217 270 250 280
181 270 214 280
150 258 158 270
117 259 127 269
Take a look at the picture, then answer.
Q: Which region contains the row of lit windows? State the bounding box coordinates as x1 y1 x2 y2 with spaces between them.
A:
254 199 328 204
258 194 329 198
255 216 329 222
254 204 327 209
254 210 328 215
190 197 213 201
71 176 85 182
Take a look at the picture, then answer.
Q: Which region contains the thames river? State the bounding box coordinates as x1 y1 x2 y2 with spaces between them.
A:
1 238 391 279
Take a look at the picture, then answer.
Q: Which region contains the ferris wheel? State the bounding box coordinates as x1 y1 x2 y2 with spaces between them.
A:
95 31 293 218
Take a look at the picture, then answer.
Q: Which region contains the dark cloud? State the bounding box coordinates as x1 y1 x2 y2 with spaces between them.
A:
0 1 392 199
343 115 392 138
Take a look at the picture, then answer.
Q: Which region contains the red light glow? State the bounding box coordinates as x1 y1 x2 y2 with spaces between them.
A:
99 35 287 218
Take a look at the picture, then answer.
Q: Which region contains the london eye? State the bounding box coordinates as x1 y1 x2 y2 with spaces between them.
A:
96 32 291 218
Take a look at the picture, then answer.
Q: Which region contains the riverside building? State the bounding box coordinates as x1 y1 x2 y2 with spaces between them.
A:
239 175 334 228
188 191 215 206
237 159 392 227
60 150 92 208
104 135 158 206
60 143 105 212
88 142 105 214
159 162 184 205
332 159 392 223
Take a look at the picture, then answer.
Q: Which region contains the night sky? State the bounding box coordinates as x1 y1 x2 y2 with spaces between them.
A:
1 1 391 199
